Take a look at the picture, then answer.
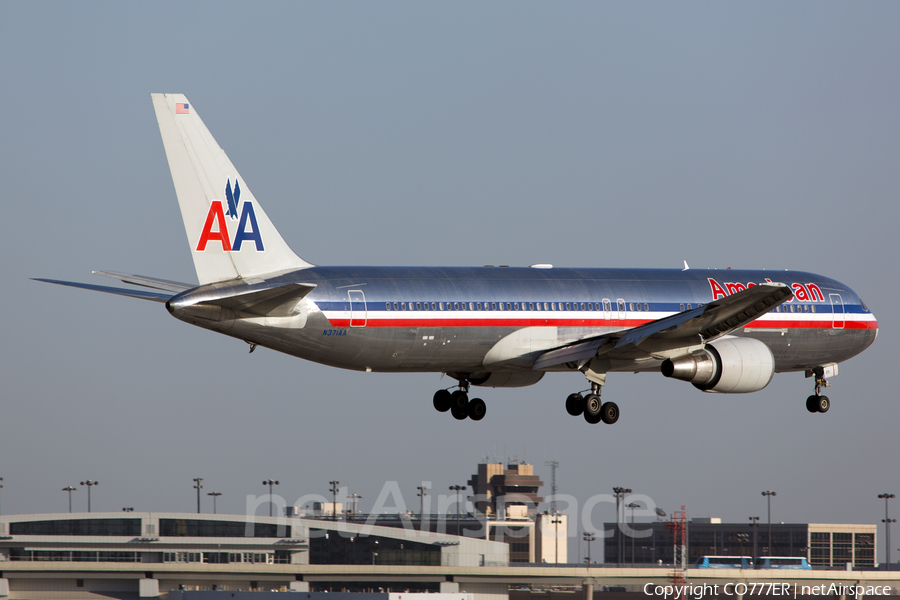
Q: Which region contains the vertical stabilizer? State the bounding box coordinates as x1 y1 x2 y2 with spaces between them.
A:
152 93 312 284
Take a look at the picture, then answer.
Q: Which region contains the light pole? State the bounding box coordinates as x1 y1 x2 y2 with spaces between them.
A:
417 485 429 521
762 491 776 556
193 478 203 514
207 491 222 514
627 502 640 566
449 485 466 536
583 531 596 564
62 486 77 513
329 481 340 521
122 507 134 512
749 516 760 561
613 487 632 567
348 493 362 518
879 493 896 569
0 477 3 516
551 513 563 564
262 480 279 517
80 480 98 513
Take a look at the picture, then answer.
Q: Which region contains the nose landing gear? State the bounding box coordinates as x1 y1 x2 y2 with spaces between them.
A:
432 381 486 421
805 369 832 414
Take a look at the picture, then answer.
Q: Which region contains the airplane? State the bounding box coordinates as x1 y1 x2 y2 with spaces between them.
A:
36 94 879 425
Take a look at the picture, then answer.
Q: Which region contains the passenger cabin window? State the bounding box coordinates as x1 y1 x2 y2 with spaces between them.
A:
416 302 422 310
491 302 497 310
401 302 407 310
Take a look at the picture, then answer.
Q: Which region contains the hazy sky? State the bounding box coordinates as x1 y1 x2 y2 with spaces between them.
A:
2 2 899 563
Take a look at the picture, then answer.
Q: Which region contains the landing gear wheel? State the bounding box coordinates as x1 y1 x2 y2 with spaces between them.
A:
566 393 585 416
806 395 819 414
450 390 468 411
451 404 468 420
817 395 830 413
433 390 452 412
600 402 619 425
467 398 486 421
583 393 602 424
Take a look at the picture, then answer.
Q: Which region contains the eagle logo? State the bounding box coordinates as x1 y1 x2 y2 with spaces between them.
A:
225 179 241 220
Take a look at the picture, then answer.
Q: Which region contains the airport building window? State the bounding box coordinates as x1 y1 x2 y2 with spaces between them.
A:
10 518 141 536
11 549 142 562
158 519 288 538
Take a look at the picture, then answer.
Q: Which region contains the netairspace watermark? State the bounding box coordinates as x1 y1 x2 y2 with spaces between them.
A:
643 583 894 599
242 480 659 539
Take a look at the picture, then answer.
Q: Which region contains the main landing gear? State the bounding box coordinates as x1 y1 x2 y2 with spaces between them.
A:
565 382 619 425
433 382 486 421
806 373 831 414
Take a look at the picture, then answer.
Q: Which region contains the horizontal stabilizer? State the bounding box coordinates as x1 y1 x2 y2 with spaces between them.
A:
33 278 173 303
92 271 193 293
198 283 316 317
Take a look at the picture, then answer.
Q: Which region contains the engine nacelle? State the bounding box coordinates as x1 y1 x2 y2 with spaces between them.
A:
660 337 775 394
467 371 546 388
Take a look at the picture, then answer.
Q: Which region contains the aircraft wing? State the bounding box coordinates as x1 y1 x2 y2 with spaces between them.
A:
33 278 173 303
532 282 793 370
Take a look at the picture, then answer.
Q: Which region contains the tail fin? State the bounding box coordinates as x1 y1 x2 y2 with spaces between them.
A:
151 93 312 284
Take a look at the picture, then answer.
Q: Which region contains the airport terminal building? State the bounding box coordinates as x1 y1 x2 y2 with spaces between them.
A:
0 512 508 599
603 518 877 568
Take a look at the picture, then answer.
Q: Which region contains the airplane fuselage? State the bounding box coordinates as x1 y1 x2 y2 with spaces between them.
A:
168 266 877 383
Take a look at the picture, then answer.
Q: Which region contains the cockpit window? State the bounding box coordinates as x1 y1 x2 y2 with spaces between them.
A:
861 299 869 312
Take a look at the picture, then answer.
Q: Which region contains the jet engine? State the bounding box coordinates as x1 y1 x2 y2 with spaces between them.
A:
660 337 775 393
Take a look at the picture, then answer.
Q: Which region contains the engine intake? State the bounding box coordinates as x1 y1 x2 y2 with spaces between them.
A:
661 337 775 393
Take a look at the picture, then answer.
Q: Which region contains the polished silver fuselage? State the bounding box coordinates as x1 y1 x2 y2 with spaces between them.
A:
168 266 877 381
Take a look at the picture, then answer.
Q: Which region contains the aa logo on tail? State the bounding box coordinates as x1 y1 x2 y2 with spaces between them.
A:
196 179 265 252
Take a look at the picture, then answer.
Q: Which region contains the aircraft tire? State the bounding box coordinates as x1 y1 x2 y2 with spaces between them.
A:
450 390 468 410
433 390 452 412
583 393 602 424
817 395 830 413
467 398 487 421
601 402 619 425
451 404 468 420
566 393 585 416
805 395 819 413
